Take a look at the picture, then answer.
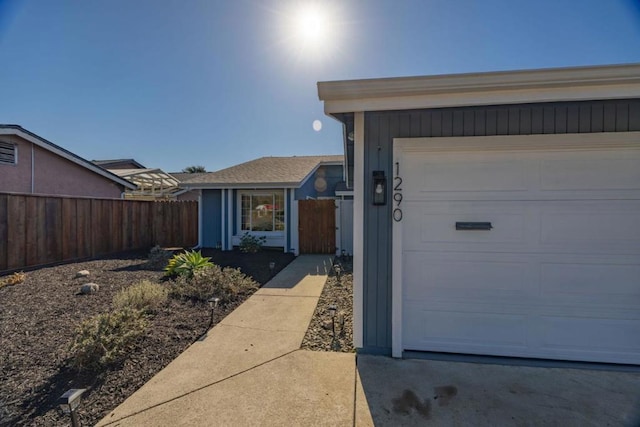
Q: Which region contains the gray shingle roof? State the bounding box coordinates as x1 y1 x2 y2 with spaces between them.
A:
182 155 343 187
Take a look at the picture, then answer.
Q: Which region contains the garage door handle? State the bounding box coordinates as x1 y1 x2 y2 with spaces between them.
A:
455 222 493 230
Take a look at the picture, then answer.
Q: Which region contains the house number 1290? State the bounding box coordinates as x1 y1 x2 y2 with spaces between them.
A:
393 161 403 222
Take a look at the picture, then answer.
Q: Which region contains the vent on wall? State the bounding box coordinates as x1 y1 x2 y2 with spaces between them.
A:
0 141 16 164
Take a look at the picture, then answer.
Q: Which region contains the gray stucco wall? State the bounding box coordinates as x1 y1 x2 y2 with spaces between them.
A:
201 189 222 247
295 164 343 200
360 98 640 354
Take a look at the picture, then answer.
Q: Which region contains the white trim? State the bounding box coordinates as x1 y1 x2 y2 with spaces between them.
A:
353 112 365 349
390 131 640 358
284 188 289 253
198 192 203 248
334 199 341 256
0 127 137 189
318 63 640 114
227 189 233 250
391 142 404 358
291 197 299 256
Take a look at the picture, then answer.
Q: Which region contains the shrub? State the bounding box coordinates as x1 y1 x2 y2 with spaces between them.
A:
170 265 258 304
113 280 168 314
70 308 148 370
0 272 26 289
164 250 213 278
239 232 266 253
147 245 172 269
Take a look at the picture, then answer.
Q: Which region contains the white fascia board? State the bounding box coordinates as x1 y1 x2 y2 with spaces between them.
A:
0 127 137 190
318 63 640 114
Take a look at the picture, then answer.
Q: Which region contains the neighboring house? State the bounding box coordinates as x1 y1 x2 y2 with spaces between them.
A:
91 159 201 201
181 155 351 255
0 125 136 198
318 63 640 365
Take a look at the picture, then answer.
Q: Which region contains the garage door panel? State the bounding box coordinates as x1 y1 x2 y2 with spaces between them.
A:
540 151 640 191
403 306 528 350
540 202 640 250
404 252 531 301
405 155 529 194
536 316 640 356
540 262 640 306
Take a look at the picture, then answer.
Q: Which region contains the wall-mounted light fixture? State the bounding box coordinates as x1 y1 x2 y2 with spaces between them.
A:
372 171 386 206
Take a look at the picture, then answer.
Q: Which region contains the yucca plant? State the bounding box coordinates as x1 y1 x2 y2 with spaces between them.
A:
164 250 213 278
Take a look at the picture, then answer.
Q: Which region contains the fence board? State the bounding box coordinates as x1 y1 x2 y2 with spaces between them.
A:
7 195 26 270
0 194 7 270
0 194 198 272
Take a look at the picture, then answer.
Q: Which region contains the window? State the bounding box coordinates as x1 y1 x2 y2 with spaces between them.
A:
240 191 285 232
0 141 16 165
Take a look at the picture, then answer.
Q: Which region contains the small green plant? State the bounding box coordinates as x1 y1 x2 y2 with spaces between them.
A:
170 265 258 304
0 271 26 289
164 250 213 278
147 245 172 269
113 280 168 314
238 232 266 253
70 308 148 370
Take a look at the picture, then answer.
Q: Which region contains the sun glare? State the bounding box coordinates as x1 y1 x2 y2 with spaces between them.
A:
294 5 327 44
275 1 343 63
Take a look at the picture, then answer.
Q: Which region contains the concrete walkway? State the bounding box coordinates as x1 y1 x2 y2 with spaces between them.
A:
97 255 373 427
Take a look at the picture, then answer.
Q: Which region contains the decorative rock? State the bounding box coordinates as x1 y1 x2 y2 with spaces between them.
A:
75 270 90 278
80 283 99 294
321 319 333 330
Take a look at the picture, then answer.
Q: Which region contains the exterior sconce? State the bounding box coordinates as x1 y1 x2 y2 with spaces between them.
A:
58 388 86 427
372 171 386 206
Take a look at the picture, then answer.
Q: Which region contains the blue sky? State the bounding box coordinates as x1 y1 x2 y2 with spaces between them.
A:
0 0 639 172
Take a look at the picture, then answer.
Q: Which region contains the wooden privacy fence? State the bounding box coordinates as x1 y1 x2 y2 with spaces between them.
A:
0 193 198 272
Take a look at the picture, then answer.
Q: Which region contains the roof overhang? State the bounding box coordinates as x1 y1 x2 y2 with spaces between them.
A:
0 125 137 190
182 183 301 190
318 63 640 114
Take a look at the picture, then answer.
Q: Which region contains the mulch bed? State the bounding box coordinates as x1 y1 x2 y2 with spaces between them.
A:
0 248 294 427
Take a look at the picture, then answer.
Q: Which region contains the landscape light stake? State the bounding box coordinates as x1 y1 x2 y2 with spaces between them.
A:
328 304 337 339
269 261 276 277
58 388 86 427
208 297 220 329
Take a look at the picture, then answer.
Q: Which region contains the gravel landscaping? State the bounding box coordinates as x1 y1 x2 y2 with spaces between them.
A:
0 248 294 427
301 257 354 353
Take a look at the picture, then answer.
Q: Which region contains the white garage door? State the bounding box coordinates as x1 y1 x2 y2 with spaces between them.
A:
393 134 640 364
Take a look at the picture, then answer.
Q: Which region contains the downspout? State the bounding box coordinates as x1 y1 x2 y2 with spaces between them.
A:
193 190 203 250
31 143 34 193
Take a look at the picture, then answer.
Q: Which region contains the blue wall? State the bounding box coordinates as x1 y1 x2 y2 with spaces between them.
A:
295 164 343 200
201 189 222 248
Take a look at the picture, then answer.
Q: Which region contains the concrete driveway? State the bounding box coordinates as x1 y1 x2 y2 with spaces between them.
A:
357 355 640 426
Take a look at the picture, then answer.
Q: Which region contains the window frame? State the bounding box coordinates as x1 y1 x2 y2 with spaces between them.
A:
238 190 285 234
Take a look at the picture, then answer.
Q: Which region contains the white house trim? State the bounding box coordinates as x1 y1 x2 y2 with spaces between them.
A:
291 195 299 256
318 63 640 114
227 189 233 250
198 192 203 248
353 112 365 348
391 131 640 359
